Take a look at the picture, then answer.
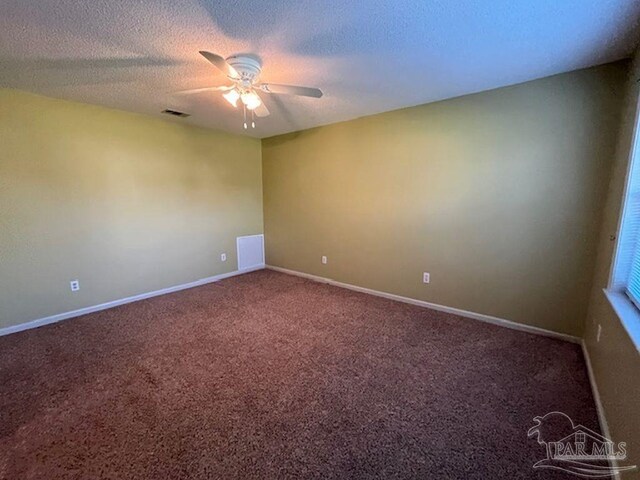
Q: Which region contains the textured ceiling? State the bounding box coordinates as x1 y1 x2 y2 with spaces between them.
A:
1 0 639 138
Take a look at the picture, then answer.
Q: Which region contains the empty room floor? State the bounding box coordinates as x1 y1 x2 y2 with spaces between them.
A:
0 270 599 479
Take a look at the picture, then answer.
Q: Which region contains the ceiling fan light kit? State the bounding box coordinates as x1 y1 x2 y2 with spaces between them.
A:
222 89 240 107
175 51 323 130
240 91 261 110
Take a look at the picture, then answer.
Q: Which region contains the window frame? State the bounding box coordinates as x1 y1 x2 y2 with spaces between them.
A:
606 91 640 351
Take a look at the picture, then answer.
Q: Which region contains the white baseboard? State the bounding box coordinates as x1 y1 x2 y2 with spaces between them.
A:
2 261 580 347
0 265 265 337
266 265 581 344
581 341 620 479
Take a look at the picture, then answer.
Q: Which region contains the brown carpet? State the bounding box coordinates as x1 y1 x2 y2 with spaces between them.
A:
1 270 599 479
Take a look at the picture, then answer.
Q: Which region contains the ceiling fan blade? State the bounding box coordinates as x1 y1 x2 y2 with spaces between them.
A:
199 51 240 79
253 98 270 117
173 85 233 95
258 83 323 98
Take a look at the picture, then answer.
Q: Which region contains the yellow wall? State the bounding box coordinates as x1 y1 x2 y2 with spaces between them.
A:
0 88 263 329
262 63 626 337
583 49 640 475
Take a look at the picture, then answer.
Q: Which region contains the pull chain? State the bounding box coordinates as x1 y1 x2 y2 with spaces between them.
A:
251 110 256 129
243 104 247 130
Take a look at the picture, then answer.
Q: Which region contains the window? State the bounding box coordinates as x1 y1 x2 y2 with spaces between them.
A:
607 94 640 349
611 140 640 302
626 213 640 310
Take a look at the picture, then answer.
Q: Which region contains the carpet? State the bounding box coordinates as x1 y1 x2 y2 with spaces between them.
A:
0 270 600 479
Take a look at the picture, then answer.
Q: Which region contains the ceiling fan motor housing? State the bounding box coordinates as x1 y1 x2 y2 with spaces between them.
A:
226 55 262 84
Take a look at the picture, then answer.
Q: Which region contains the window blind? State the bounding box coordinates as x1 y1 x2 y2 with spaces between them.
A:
626 182 640 307
621 107 640 304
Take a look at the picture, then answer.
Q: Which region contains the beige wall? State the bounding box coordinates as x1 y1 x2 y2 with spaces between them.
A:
263 63 626 337
583 49 640 476
0 88 263 329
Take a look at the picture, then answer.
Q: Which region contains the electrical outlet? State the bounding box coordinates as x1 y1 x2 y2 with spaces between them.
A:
597 324 602 343
423 272 430 284
221 253 227 262
70 280 80 292
321 255 327 265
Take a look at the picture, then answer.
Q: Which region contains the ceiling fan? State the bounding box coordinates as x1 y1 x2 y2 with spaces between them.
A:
176 51 323 129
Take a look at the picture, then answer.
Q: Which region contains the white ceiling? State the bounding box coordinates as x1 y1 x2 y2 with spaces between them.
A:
1 0 639 138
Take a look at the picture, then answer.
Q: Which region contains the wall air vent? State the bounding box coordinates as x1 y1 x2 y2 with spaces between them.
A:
161 109 190 118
